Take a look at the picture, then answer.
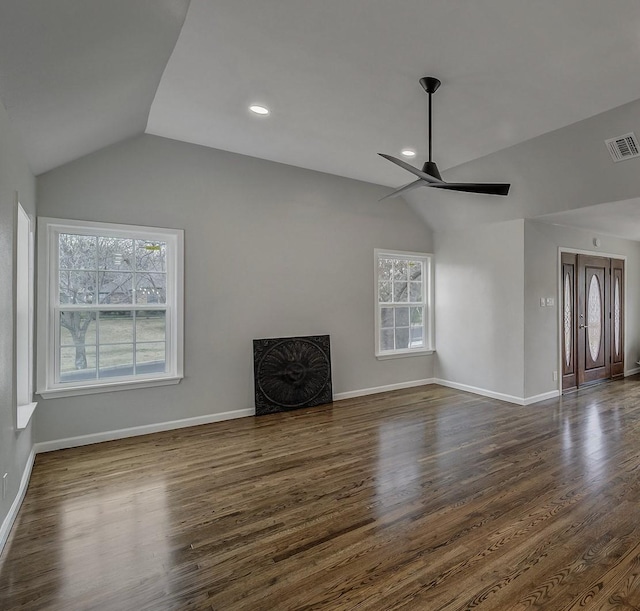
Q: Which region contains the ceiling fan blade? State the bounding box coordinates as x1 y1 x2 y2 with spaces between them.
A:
378 154 443 184
430 182 511 196
379 179 427 201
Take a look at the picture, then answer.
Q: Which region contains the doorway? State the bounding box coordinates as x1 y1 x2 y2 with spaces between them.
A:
561 253 624 391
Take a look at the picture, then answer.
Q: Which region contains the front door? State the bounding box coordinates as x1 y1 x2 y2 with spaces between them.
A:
561 253 624 391
577 255 610 386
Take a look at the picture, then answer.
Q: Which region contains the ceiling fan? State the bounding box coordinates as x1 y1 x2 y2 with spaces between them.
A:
379 77 510 200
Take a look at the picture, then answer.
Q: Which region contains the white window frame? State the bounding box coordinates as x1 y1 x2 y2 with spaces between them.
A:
375 248 434 359
16 200 37 428
37 217 184 398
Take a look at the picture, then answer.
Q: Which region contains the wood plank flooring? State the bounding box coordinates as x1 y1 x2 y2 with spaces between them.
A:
3 381 640 610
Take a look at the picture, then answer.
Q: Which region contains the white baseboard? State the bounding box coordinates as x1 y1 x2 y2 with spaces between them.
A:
33 377 570 455
333 378 435 401
625 367 640 377
433 378 526 405
434 379 561 406
523 389 561 405
0 448 36 556
34 408 255 454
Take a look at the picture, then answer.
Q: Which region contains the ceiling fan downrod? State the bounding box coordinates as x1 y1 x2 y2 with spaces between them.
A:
419 76 441 179
419 77 440 163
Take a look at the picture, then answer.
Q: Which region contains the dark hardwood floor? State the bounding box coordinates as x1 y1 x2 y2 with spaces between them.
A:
3 380 640 610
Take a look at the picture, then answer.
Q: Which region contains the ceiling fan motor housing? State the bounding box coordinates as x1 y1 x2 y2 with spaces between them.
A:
422 161 442 180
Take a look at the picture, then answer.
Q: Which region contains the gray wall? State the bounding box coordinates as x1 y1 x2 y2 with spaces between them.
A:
524 220 640 397
35 134 434 442
434 219 525 400
0 101 36 529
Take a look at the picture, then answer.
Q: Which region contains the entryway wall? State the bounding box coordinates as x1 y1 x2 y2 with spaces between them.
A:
524 220 640 398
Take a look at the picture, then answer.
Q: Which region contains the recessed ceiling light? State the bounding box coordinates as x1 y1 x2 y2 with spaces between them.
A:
249 104 270 116
401 149 416 158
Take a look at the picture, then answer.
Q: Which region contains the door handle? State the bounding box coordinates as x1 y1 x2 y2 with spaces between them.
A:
579 324 588 329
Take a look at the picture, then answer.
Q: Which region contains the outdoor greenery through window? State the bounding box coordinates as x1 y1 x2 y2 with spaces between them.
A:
38 218 184 398
375 249 433 357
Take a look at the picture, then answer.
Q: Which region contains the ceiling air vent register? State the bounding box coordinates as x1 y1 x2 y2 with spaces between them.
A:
605 132 640 162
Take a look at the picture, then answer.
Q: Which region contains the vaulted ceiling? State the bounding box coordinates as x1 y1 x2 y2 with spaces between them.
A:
2 0 640 234
0 0 190 175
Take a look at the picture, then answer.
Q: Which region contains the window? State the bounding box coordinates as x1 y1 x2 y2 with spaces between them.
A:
375 249 433 358
16 202 36 428
37 218 184 398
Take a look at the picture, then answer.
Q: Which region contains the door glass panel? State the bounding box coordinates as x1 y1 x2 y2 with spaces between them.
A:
587 274 602 362
614 276 621 357
564 273 571 367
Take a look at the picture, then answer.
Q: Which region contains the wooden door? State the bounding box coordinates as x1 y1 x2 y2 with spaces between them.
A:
577 255 610 385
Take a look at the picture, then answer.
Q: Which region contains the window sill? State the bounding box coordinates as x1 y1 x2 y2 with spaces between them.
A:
17 402 38 430
376 349 435 360
38 376 183 399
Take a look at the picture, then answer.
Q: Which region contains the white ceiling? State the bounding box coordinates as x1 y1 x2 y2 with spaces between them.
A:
147 0 640 188
535 198 640 242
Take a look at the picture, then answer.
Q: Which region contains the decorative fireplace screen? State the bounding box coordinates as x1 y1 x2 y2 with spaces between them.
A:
253 335 332 415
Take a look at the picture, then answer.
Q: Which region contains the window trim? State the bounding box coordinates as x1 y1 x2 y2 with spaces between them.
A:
37 217 184 399
374 248 434 359
16 200 37 428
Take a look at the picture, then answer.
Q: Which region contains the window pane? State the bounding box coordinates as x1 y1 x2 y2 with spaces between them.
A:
136 273 167 304
395 327 409 349
379 282 392 303
60 271 97 304
136 342 166 374
409 282 422 302
136 240 167 272
409 261 422 281
98 237 133 271
393 260 408 281
98 271 134 304
136 311 166 342
410 307 423 326
59 234 96 270
380 307 394 329
60 345 96 382
394 281 408 302
99 344 134 378
381 329 394 351
60 311 96 346
395 307 409 327
99 311 133 343
410 327 424 348
378 258 393 283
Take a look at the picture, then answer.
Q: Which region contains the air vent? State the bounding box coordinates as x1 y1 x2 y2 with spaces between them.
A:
605 132 640 162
